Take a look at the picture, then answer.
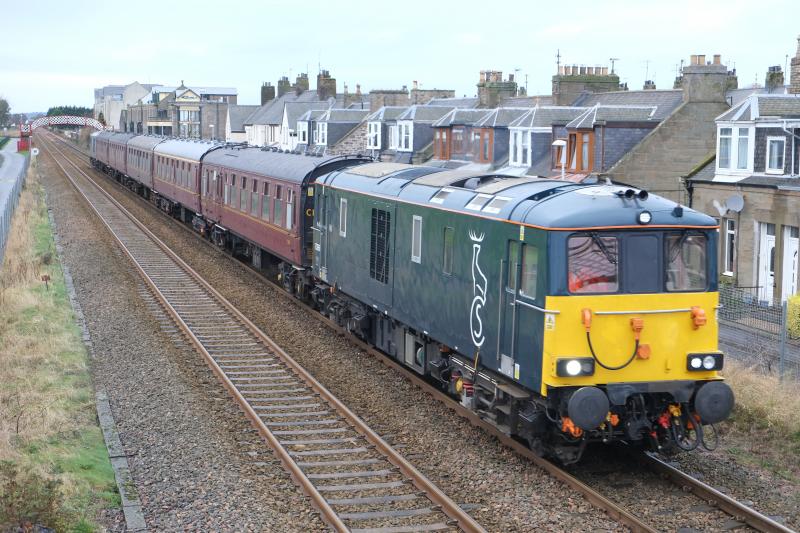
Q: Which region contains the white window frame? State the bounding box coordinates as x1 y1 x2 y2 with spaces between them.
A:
389 125 399 149
339 198 347 237
723 218 736 276
411 215 422 263
717 127 732 170
398 121 413 152
367 121 381 149
298 122 308 144
716 124 754 175
317 122 328 146
509 129 532 167
766 136 786 175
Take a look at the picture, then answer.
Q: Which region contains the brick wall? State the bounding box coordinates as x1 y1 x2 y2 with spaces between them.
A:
607 101 729 202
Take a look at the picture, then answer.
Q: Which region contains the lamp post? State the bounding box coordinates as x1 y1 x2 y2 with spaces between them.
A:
552 139 567 180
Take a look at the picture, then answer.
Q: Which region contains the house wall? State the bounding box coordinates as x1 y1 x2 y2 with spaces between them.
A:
328 121 369 156
607 101 729 203
753 127 798 174
692 181 800 300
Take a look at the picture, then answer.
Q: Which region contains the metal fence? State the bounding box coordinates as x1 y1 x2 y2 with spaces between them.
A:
0 148 29 267
718 285 800 380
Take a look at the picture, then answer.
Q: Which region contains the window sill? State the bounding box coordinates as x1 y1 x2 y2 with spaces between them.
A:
765 169 785 175
722 271 735 277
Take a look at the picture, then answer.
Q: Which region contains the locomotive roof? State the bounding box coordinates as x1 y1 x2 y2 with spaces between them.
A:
318 164 716 230
153 138 222 162
203 146 370 184
128 135 166 151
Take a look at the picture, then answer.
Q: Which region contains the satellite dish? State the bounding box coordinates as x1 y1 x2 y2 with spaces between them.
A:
726 194 744 213
712 199 727 217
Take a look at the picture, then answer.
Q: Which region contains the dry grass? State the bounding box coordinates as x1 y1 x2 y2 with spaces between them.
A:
0 163 117 530
722 359 800 439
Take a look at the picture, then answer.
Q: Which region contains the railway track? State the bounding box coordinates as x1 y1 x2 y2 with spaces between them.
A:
42 132 797 533
38 133 485 533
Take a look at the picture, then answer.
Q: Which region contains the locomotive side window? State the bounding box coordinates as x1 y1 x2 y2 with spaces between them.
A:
339 198 347 237
507 241 520 290
411 215 422 264
568 235 619 293
442 227 454 275
666 234 707 291
520 244 538 299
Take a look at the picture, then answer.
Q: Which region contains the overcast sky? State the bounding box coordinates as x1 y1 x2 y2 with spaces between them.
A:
1 0 798 113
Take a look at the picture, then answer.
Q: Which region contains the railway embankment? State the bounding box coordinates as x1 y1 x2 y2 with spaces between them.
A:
0 162 121 531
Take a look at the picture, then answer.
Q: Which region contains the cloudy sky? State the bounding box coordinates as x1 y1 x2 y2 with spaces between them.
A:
1 0 798 112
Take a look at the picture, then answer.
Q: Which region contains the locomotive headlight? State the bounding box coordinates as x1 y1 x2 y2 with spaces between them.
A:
687 353 723 371
637 211 652 225
566 360 582 376
556 358 595 377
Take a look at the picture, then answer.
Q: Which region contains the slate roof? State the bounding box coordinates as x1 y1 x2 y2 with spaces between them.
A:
726 85 790 107
153 85 237 96
566 105 659 129
245 90 366 126
366 106 410 121
425 97 479 108
474 108 530 128
717 94 800 121
396 105 455 122
285 102 331 128
319 108 370 123
228 105 260 132
508 106 587 128
500 95 555 107
298 108 329 122
571 89 683 120
432 109 493 127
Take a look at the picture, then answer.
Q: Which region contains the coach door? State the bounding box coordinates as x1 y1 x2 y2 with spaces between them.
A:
499 241 520 379
313 188 329 280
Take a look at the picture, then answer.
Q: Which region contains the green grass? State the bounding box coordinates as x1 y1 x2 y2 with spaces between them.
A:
0 170 119 531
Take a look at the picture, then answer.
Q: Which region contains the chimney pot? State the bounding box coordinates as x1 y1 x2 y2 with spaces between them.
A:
698 54 706 65
413 80 418 90
713 54 721 65
559 65 565 75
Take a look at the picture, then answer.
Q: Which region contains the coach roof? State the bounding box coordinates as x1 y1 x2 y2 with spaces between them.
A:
127 135 166 151
203 146 370 184
154 138 221 162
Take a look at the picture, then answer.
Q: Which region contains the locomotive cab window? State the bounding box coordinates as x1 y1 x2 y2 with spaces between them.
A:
568 234 619 293
520 244 538 299
666 233 708 291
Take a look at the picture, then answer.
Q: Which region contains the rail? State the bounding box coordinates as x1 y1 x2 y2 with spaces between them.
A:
39 132 485 533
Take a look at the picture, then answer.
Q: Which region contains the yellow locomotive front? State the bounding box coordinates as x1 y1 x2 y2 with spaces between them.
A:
541 227 733 458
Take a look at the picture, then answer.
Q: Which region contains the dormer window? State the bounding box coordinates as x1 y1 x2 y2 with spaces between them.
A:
567 132 593 172
717 126 752 172
398 122 412 151
367 122 381 149
766 136 786 175
317 123 328 145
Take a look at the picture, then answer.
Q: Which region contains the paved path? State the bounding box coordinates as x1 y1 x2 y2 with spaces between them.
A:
0 137 28 263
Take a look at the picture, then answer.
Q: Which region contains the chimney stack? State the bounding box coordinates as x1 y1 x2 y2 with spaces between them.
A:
681 53 728 103
790 35 800 95
277 76 291 98
261 82 275 105
766 66 785 93
317 70 337 101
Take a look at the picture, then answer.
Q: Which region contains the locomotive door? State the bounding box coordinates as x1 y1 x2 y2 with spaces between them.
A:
499 241 521 379
499 239 541 385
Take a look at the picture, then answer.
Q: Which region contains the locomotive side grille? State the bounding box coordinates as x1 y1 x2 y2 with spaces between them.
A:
370 208 390 284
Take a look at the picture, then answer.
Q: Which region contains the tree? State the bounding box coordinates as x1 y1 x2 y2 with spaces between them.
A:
0 98 9 126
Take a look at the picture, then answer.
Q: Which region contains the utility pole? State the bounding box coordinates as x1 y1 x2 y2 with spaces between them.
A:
556 49 562 72
609 58 620 75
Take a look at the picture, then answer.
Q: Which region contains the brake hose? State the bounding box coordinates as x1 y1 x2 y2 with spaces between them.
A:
586 332 639 371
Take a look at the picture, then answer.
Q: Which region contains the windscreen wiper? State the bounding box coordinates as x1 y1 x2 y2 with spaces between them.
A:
590 232 617 265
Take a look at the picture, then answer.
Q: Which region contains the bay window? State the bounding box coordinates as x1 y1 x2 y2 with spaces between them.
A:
317 123 328 145
718 128 731 168
367 122 381 149
398 122 412 151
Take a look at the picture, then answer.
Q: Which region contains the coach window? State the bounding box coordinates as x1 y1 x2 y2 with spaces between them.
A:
666 234 707 292
202 170 208 196
519 244 538 299
274 185 283 227
339 198 347 237
232 175 239 207
567 234 619 293
262 183 270 220
411 215 422 263
442 227 454 274
240 177 249 212
251 181 259 216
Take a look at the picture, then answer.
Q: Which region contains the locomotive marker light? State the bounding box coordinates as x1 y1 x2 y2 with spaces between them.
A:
637 210 652 224
686 353 723 371
556 357 595 377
